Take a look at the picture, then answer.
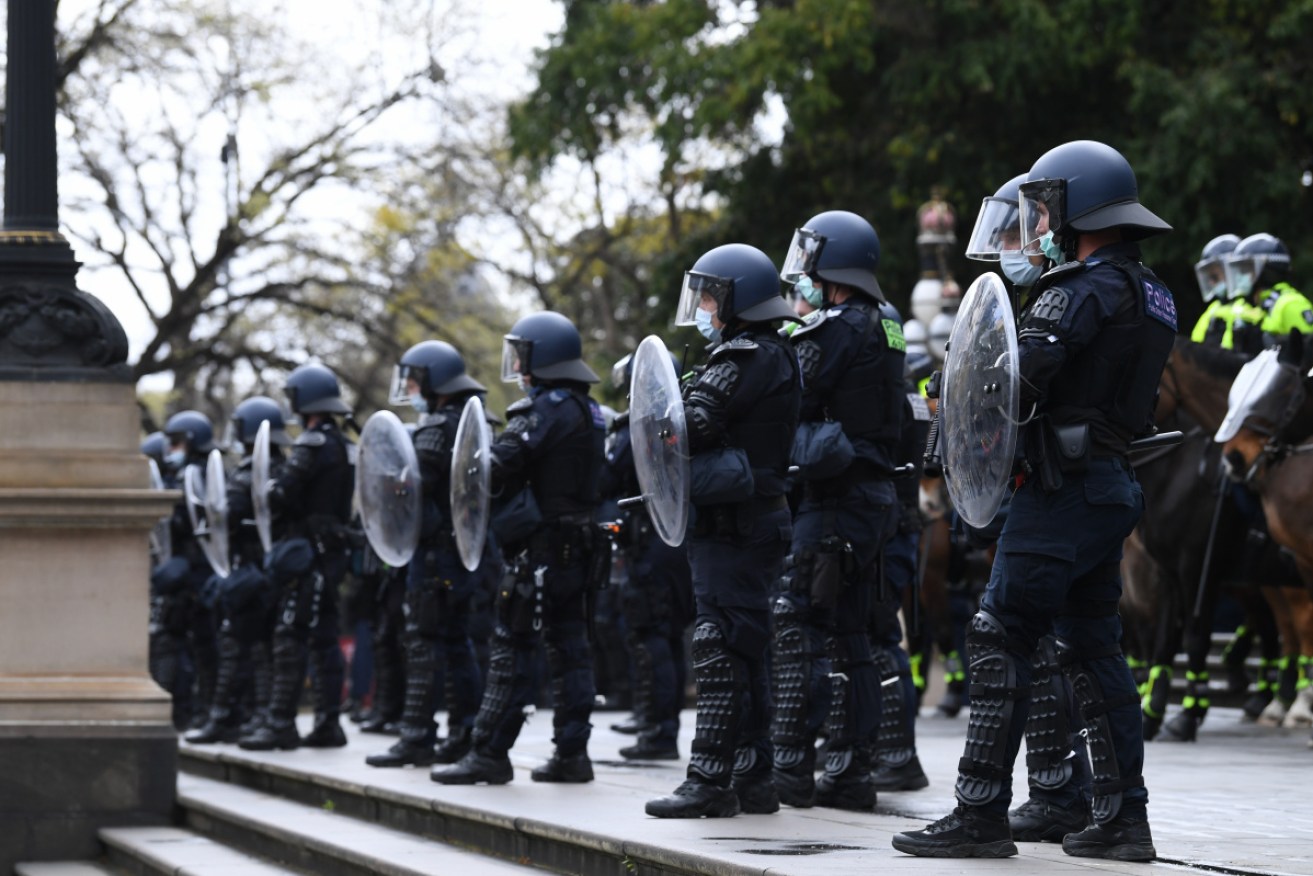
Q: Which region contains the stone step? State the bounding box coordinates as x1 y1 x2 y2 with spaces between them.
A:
14 863 117 876
177 773 542 876
99 825 297 875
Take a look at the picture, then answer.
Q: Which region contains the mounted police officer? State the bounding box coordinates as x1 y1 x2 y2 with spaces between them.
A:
239 364 355 751
1190 234 1242 346
603 351 694 761
767 211 904 812
186 397 290 744
894 141 1175 861
1225 232 1313 355
432 311 607 785
151 410 219 730
645 243 801 819
366 340 490 768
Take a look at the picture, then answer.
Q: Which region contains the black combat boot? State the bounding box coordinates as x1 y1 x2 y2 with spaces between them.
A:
870 755 930 791
609 712 653 735
771 746 816 808
646 777 740 818
432 725 474 764
366 737 436 767
620 731 680 761
1008 797 1089 842
1062 815 1156 861
531 751 594 783
238 720 300 751
301 713 348 748
430 747 514 785
892 806 1017 858
184 716 242 745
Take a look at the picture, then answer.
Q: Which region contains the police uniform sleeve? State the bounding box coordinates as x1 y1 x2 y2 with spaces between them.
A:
1015 280 1107 408
268 431 322 513
226 466 255 538
489 396 550 480
1265 288 1313 338
412 421 451 495
684 354 742 453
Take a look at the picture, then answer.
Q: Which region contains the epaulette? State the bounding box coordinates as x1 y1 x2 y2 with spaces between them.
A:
710 336 759 357
295 430 327 447
506 396 534 415
789 307 837 339
547 388 571 405
417 411 448 428
1040 260 1087 281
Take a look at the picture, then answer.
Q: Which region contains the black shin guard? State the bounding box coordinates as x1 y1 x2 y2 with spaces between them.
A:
1025 636 1074 791
770 597 815 766
471 633 522 754
688 622 744 784
399 634 438 742
873 647 914 768
955 610 1024 806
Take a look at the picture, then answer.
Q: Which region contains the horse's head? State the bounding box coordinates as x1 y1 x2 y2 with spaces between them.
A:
1218 336 1311 482
1166 336 1248 434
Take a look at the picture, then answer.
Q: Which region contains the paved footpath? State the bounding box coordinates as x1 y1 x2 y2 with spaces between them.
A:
184 704 1313 876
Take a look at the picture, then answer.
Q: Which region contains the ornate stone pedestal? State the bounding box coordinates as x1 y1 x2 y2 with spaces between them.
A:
0 380 178 869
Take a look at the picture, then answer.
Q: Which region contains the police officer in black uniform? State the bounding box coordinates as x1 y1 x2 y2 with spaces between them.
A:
603 351 695 761
186 397 290 744
769 211 905 812
645 243 801 819
893 141 1175 861
367 340 490 768
240 364 356 751
432 311 607 785
151 410 220 730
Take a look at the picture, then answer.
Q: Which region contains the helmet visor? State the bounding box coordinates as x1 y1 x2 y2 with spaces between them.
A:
676 271 732 326
1019 179 1065 255
501 337 530 383
611 353 632 391
389 363 427 404
780 227 824 283
965 194 1023 261
1224 255 1260 300
1194 257 1230 303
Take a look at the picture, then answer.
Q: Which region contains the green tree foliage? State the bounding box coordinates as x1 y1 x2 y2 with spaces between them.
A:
511 0 1313 330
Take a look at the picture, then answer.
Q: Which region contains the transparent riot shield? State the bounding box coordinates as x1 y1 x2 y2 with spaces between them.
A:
940 272 1020 529
184 450 231 578
356 410 422 568
251 419 274 554
451 395 492 572
629 334 689 546
148 458 172 563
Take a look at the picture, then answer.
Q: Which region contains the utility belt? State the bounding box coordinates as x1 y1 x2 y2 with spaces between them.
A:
1022 418 1128 493
691 494 788 539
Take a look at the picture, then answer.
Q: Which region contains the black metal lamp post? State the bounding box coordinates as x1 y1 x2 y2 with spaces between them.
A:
0 0 129 380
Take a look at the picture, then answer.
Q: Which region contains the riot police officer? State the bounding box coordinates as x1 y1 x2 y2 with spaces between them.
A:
603 351 694 761
367 341 490 768
186 397 290 744
1190 234 1242 346
432 312 607 785
645 243 801 819
768 211 904 812
239 364 355 751
1226 232 1313 354
152 410 220 730
894 141 1174 861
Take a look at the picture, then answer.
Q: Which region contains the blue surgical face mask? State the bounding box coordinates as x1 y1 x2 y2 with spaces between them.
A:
694 307 722 344
1231 274 1253 298
1208 279 1228 301
796 275 823 308
408 392 430 414
1000 250 1043 287
165 449 186 469
1039 231 1066 265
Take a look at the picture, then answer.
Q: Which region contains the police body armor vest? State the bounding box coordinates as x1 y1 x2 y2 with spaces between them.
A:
227 461 265 567
526 387 604 520
413 404 461 541
292 423 355 537
820 302 905 472
1037 255 1176 454
723 330 801 497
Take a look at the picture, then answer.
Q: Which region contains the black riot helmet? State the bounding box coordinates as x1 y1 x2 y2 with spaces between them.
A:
284 363 352 416
611 348 681 397
780 210 885 302
1194 233 1241 302
164 410 216 455
229 396 292 447
1019 141 1171 260
500 311 599 384
140 431 168 466
676 243 797 327
391 340 486 404
1225 232 1291 300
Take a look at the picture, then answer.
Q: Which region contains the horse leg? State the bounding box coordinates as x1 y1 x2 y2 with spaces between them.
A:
1240 588 1281 720
1162 574 1220 742
1258 584 1300 725
1279 589 1313 728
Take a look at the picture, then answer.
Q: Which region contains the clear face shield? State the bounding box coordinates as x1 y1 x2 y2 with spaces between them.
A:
1194 257 1230 302
501 336 531 383
1224 255 1261 300
676 271 732 325
780 227 824 283
1019 179 1066 256
389 364 426 405
611 354 633 392
965 194 1023 261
